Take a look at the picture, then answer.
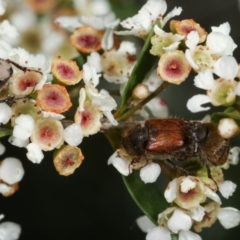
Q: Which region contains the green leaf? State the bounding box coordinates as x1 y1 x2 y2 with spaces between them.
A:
122 171 169 225
119 26 158 109
0 127 12 138
171 234 178 240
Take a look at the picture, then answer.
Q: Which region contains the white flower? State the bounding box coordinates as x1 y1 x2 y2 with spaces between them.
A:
218 180 237 199
190 205 205 222
107 150 132 176
0 157 24 185
26 142 44 164
146 226 171 240
140 162 161 183
13 114 35 141
0 103 12 124
187 94 211 113
55 16 82 32
0 221 21 240
206 22 237 56
116 0 181 37
82 63 101 87
217 207 240 229
0 20 18 39
136 216 156 233
146 97 169 118
87 52 102 73
167 208 192 233
8 135 29 148
63 123 83 146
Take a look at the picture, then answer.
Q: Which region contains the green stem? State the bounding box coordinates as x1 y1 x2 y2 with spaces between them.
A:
116 81 169 121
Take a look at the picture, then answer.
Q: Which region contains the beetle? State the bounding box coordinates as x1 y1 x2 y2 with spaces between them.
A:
121 118 230 169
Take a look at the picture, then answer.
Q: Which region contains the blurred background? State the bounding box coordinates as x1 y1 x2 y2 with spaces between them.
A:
2 0 240 239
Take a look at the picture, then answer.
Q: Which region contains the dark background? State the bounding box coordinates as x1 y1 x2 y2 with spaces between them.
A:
2 0 240 239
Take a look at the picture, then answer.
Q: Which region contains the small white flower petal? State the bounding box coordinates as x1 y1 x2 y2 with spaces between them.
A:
204 186 222 204
55 16 81 31
83 63 100 87
136 215 156 233
162 7 182 27
0 103 12 124
185 49 199 70
180 177 196 193
64 123 83 146
179 230 202 240
26 142 44 164
87 52 102 73
190 205 205 222
186 31 199 50
211 22 231 35
164 178 177 203
187 94 211 113
0 221 21 240
168 208 192 233
194 70 216 90
218 180 237 199
146 226 171 240
217 207 240 229
8 135 29 148
214 56 238 80
146 97 168 118
111 156 132 176
0 0 6 15
107 150 118 165
0 142 5 155
140 162 161 183
228 146 240 165
0 157 24 185
0 183 11 195
0 20 18 39
103 111 118 126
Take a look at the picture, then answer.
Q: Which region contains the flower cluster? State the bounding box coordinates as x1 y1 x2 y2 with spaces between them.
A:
0 0 240 239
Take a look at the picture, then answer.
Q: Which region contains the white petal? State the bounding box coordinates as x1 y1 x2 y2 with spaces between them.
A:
8 135 29 148
26 142 44 164
217 207 240 229
78 88 86 111
87 52 102 73
0 0 6 15
136 215 156 233
164 178 177 203
0 221 21 240
63 123 83 146
111 156 132 176
118 41 137 55
162 7 182 27
204 186 222 204
0 103 12 124
194 70 215 90
146 97 169 118
0 40 12 59
0 157 24 185
0 183 11 195
211 22 231 35
55 16 81 31
140 162 161 183
0 20 18 39
101 28 114 50
153 25 165 35
82 63 100 87
0 142 5 155
187 94 211 113
228 146 240 165
179 230 202 240
163 41 181 52
214 56 238 79
190 205 205 222
146 226 171 240
107 150 118 165
186 31 199 50
185 49 199 70
103 111 118 126
218 180 237 199
168 209 192 233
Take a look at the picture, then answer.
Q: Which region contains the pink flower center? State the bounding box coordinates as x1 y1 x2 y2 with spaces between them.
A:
19 78 36 91
180 188 196 202
39 126 54 140
57 64 74 79
80 111 92 128
77 34 98 48
180 26 196 34
165 59 181 77
45 90 64 106
62 154 74 166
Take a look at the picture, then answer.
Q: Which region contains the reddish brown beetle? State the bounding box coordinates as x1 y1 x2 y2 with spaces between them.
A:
122 118 230 168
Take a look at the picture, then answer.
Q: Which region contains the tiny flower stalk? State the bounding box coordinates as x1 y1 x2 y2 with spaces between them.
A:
53 145 84 176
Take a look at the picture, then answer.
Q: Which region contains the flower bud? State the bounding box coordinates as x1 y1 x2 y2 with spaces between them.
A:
218 118 239 139
132 84 149 100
